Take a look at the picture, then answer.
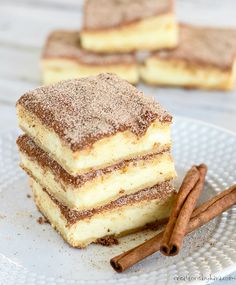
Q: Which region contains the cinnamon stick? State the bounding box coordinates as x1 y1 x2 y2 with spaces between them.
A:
188 184 236 231
161 164 207 256
110 184 236 273
160 166 200 254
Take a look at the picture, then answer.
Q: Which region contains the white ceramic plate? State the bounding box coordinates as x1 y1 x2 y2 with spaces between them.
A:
0 117 236 285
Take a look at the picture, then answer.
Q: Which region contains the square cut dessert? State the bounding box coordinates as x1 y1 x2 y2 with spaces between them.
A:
17 135 176 211
31 178 175 248
16 73 172 176
141 24 236 90
80 0 178 53
41 30 138 85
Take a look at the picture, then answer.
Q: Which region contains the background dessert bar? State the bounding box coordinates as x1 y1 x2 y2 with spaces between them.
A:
42 30 138 84
140 24 236 90
80 0 178 53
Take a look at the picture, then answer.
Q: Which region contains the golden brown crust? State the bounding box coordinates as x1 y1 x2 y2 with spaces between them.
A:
42 30 136 65
17 73 172 152
151 24 236 70
83 0 174 30
17 134 170 188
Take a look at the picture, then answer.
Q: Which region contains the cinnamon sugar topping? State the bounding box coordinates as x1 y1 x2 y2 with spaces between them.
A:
17 73 172 151
153 24 236 70
43 30 135 65
83 0 173 30
96 236 119 246
37 216 49 224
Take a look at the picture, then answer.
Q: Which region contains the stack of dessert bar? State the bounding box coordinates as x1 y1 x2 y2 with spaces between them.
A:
41 0 178 85
16 73 176 248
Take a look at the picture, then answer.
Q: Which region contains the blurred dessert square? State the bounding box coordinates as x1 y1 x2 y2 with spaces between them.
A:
80 0 178 53
141 24 236 90
16 73 172 176
42 30 138 84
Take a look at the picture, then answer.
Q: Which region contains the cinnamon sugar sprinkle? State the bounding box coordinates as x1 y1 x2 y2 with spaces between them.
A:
96 236 119 246
17 134 170 187
83 0 173 30
42 180 174 225
43 30 135 65
153 24 236 70
17 73 172 151
37 216 49 224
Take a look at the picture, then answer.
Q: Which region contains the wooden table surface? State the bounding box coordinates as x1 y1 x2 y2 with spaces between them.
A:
0 0 236 284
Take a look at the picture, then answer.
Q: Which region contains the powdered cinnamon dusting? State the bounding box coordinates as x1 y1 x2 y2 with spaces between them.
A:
83 0 173 30
96 236 119 246
43 30 136 65
153 24 236 70
37 216 49 224
17 73 172 151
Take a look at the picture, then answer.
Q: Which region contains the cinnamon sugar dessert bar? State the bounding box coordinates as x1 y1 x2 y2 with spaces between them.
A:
16 73 172 176
17 135 176 210
80 0 178 53
141 24 236 90
17 73 176 247
31 178 175 248
42 30 138 85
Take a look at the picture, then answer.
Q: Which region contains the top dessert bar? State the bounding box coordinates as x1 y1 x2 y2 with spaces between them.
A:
17 73 172 176
83 0 173 30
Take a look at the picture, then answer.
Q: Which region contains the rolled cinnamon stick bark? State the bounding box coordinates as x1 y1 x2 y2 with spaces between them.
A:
161 164 208 256
160 165 201 255
110 184 236 273
110 232 163 273
189 184 236 231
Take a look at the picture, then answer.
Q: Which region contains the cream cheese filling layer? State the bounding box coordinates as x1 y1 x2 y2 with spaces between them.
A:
20 151 176 210
42 59 139 85
17 105 172 176
32 179 175 248
80 14 178 53
141 58 236 90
